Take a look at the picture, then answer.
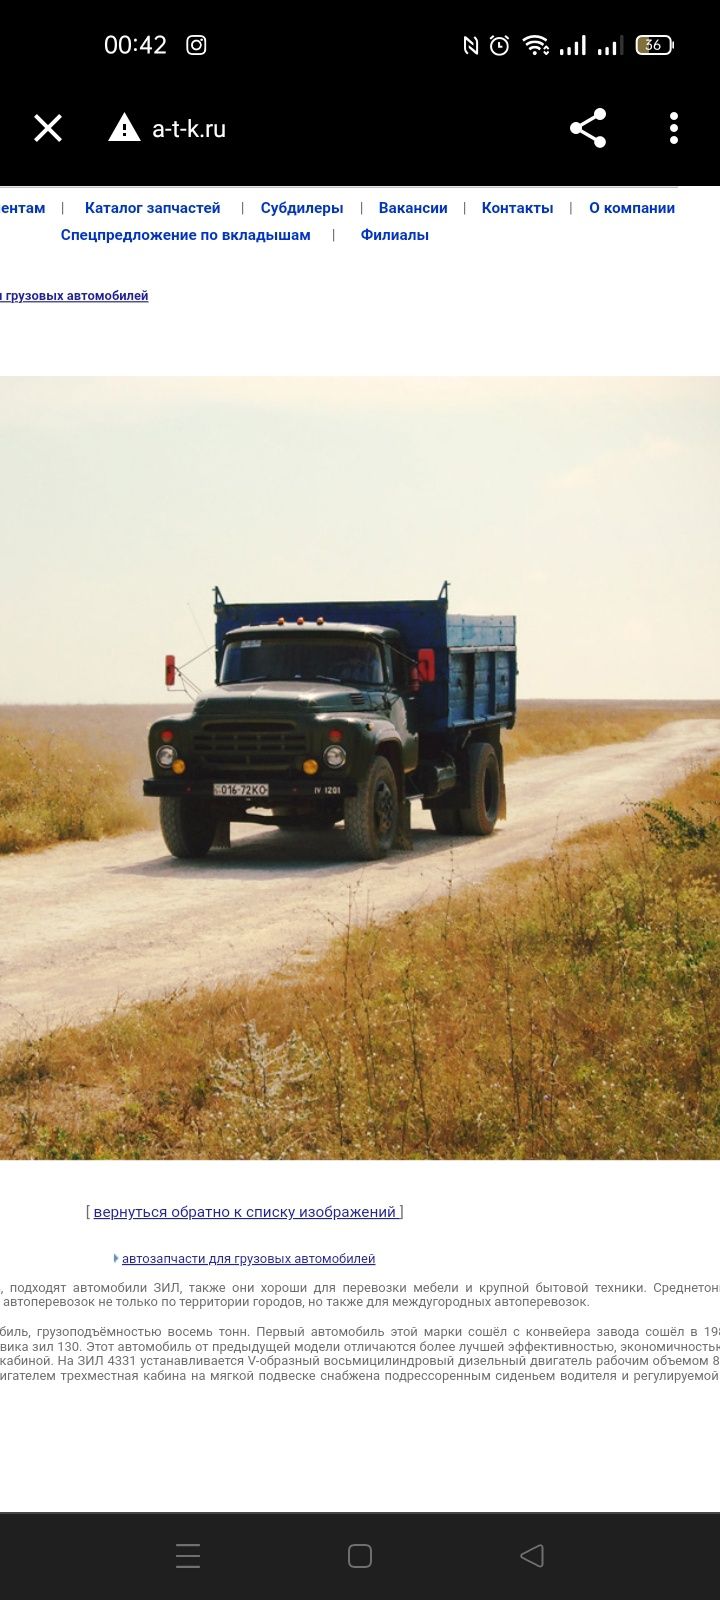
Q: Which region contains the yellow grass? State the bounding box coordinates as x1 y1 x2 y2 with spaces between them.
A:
504 700 720 762
0 719 151 853
1 700 717 856
1 761 718 1161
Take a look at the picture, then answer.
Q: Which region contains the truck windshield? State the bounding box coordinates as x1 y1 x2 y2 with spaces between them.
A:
219 636 386 686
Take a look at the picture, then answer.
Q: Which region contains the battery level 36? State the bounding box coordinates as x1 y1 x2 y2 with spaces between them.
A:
635 35 674 53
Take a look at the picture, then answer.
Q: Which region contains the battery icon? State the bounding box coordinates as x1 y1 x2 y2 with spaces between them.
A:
635 35 674 54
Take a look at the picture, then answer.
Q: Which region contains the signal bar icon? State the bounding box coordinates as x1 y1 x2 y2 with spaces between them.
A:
523 34 549 55
560 35 586 56
597 36 624 55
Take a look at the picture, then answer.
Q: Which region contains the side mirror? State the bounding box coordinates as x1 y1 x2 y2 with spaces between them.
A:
165 654 176 687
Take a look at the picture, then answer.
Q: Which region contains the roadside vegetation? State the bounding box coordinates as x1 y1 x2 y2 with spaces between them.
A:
0 721 148 853
504 700 720 762
0 700 716 855
1 762 718 1161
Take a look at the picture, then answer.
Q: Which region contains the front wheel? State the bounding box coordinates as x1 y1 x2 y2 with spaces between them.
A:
159 796 216 859
344 756 399 860
459 742 501 836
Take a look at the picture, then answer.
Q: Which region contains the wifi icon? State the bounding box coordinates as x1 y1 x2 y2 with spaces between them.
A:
523 34 550 55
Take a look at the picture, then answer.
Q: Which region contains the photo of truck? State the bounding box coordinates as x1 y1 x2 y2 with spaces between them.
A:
144 585 518 860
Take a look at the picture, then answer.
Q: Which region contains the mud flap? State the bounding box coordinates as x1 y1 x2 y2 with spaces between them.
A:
394 799 414 851
213 816 232 848
498 741 507 820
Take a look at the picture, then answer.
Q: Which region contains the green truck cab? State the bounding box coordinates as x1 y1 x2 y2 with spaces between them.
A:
144 590 517 862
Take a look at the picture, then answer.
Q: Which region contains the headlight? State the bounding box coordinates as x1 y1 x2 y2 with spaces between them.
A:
156 745 177 767
324 745 347 768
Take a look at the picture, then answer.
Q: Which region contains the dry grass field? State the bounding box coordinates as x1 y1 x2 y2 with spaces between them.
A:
503 700 720 763
1 760 717 1161
0 723 151 854
0 706 164 853
1 700 718 855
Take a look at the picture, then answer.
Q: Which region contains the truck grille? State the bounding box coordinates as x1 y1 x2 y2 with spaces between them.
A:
192 720 306 771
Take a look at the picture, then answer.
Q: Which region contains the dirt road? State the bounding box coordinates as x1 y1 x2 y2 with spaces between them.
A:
1 719 718 1043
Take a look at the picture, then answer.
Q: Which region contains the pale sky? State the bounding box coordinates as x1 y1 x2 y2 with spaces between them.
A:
1 378 718 702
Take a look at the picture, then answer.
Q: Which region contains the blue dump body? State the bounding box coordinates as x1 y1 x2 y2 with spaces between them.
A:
214 593 517 733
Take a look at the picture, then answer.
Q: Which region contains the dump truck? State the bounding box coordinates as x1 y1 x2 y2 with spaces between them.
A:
144 586 517 861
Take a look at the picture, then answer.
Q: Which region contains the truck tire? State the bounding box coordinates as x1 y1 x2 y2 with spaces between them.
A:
430 806 464 836
159 796 216 859
459 742 501 836
344 756 398 860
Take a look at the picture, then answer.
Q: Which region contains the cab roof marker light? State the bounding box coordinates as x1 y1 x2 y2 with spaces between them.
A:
297 617 305 625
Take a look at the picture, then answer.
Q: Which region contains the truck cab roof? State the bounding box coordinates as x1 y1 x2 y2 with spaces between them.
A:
223 622 401 643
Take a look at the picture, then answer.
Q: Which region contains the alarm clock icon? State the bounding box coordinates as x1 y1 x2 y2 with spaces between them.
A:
489 34 510 56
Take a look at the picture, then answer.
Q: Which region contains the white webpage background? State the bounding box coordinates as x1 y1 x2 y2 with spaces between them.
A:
2 1161 719 1515
0 184 718 1516
0 185 715 375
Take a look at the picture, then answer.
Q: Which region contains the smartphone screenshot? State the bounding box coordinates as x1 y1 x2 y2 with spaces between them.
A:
0 17 717 1591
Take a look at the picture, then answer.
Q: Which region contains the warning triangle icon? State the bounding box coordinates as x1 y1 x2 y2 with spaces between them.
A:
109 113 141 142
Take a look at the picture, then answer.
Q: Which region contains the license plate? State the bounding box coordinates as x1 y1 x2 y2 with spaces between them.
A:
213 782 270 798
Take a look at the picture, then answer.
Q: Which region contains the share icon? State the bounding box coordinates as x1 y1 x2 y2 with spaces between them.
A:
570 107 607 148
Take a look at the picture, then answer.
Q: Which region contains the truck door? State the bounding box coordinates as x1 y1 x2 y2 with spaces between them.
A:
388 646 419 771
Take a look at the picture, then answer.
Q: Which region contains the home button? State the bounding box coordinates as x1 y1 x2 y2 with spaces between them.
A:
348 1543 373 1569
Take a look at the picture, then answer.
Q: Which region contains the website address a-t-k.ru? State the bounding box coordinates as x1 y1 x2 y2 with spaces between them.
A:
153 120 226 139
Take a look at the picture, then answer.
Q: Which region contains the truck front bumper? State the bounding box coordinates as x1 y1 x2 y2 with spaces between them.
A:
143 777 358 800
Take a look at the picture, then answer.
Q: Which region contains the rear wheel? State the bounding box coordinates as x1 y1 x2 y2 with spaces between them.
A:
344 756 398 860
430 806 464 836
459 742 500 836
159 796 216 859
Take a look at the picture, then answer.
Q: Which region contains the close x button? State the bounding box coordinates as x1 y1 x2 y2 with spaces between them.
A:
34 113 62 142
